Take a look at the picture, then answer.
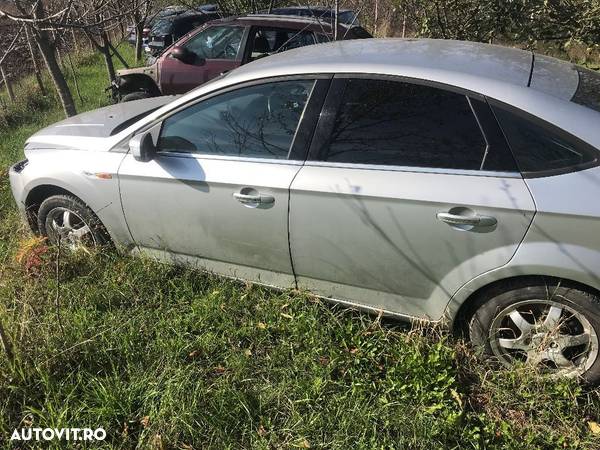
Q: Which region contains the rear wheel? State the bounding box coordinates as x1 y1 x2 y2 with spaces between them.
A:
469 280 600 384
37 195 111 249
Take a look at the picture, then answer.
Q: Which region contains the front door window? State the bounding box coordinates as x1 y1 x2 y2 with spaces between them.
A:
184 26 245 61
158 80 315 159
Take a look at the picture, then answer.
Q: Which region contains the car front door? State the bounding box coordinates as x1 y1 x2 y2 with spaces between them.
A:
159 25 246 95
289 77 536 320
118 78 326 287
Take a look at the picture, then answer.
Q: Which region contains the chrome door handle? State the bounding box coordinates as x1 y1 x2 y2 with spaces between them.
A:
233 193 275 205
436 212 497 227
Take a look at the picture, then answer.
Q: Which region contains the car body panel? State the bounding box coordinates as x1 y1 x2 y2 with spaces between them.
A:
445 165 600 326
118 152 301 287
289 165 536 320
158 54 242 95
27 97 174 143
10 149 134 247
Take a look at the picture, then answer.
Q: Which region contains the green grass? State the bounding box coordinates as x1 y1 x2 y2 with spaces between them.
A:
1 45 600 449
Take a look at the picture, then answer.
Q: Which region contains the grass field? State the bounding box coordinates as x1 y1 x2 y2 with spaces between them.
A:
1 46 600 449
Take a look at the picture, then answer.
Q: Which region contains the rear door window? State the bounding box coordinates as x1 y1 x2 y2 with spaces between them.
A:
248 27 316 61
317 78 492 171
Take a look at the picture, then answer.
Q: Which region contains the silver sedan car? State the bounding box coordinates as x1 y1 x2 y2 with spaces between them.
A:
9 39 600 383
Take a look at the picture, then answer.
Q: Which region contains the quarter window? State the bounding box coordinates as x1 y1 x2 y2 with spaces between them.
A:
492 105 599 174
158 80 314 159
321 79 488 170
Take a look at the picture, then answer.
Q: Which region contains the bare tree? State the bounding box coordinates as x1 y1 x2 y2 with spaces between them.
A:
130 0 154 63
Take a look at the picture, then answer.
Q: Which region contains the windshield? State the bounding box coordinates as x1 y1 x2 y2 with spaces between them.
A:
151 18 175 35
572 67 600 114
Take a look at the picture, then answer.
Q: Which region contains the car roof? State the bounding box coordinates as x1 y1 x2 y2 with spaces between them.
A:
215 14 354 29
268 6 355 14
230 38 534 88
207 38 599 149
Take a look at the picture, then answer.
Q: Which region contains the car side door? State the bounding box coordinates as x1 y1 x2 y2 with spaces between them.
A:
289 76 536 320
118 77 328 287
159 25 247 95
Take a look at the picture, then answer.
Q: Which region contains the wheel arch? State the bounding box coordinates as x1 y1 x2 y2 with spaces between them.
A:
117 74 161 97
450 274 600 336
25 184 78 233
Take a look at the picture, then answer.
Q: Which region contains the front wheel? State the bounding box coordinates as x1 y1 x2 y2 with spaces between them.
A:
37 195 111 249
469 280 600 384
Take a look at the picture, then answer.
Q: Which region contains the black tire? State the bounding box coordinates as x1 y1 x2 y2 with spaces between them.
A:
37 195 111 247
468 278 600 385
121 91 152 102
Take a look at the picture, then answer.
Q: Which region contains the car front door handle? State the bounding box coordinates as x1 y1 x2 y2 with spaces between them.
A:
436 212 497 227
233 192 275 205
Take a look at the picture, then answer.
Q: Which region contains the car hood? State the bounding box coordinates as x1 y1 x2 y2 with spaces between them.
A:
26 96 173 150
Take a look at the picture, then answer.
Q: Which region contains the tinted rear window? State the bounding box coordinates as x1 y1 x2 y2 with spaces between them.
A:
321 79 488 170
492 105 599 175
572 67 600 113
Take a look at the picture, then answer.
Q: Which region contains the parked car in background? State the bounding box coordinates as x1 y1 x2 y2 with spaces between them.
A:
11 39 600 384
126 4 219 49
266 6 361 25
146 9 220 56
112 14 371 101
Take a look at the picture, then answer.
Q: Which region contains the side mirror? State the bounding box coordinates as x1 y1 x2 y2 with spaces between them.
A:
129 132 156 162
170 46 195 64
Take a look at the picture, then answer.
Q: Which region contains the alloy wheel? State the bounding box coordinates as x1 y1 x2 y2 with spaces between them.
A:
489 299 599 377
45 207 97 249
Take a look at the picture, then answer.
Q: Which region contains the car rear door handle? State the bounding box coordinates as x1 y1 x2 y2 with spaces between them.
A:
437 212 497 227
233 192 275 205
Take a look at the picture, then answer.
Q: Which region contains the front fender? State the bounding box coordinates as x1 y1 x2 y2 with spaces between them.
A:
19 150 134 248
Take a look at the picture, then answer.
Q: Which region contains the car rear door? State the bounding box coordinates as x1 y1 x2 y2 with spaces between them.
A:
289 76 536 320
118 77 328 287
159 25 247 95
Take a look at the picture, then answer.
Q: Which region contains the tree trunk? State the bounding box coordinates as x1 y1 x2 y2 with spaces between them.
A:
101 31 116 82
109 42 129 69
25 25 47 96
334 0 339 40
35 31 76 116
0 65 15 102
32 0 76 117
135 21 144 63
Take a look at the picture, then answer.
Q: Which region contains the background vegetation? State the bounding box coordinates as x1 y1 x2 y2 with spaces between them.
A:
0 3 600 449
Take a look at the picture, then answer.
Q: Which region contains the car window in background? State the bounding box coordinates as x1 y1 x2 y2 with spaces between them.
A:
151 18 175 35
492 105 599 174
321 79 487 170
571 67 600 114
158 80 315 159
184 26 244 60
249 28 316 60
